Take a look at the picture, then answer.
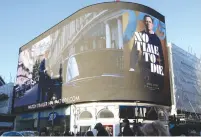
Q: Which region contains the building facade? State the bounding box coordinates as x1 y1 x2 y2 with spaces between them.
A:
13 2 171 135
70 102 169 136
168 43 201 119
0 82 15 132
14 107 70 132
168 43 201 135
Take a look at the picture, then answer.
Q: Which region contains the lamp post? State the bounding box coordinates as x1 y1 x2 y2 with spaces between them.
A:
51 94 57 133
135 101 140 123
72 102 77 136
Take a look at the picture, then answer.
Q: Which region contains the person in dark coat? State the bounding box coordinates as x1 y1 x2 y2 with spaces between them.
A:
129 14 165 92
85 131 94 136
140 121 170 136
122 119 133 136
94 123 109 136
63 130 71 136
39 127 49 136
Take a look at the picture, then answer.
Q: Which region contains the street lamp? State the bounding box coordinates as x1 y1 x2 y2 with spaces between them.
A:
135 101 140 123
72 102 77 136
51 93 57 133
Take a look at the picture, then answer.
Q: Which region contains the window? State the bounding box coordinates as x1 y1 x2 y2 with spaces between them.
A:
66 57 79 82
97 109 114 118
79 111 92 119
92 40 96 49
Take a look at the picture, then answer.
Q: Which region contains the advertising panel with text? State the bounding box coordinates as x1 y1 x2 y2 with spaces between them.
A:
13 2 170 113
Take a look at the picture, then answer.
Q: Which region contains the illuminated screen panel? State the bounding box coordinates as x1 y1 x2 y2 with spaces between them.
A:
13 2 170 113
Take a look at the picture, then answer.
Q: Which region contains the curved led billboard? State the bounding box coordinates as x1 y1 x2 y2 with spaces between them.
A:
13 2 170 113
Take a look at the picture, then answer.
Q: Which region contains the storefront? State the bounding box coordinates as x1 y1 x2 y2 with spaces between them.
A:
14 107 70 133
38 107 70 133
70 102 119 136
12 2 171 136
0 115 15 133
70 102 169 136
14 113 38 131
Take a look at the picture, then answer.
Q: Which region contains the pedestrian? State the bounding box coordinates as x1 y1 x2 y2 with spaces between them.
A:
94 123 109 136
122 118 133 136
64 130 71 136
76 132 80 136
85 131 94 136
140 121 170 136
39 127 48 136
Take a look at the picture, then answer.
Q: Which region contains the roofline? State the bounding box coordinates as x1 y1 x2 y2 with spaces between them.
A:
19 1 165 52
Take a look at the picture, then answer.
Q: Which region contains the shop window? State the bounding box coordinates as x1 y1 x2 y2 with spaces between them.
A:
79 111 92 119
97 109 114 118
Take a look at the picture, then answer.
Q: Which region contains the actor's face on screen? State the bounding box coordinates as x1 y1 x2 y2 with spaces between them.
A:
144 16 153 32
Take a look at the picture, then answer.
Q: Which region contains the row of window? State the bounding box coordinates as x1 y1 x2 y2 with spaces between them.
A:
79 109 114 120
64 19 122 58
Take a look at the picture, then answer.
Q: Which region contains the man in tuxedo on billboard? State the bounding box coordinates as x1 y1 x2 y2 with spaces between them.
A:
129 14 164 92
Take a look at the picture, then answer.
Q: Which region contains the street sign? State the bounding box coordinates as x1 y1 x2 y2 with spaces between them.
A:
48 112 58 121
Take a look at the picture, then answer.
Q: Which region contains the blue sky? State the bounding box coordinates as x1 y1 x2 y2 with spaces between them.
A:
0 0 201 83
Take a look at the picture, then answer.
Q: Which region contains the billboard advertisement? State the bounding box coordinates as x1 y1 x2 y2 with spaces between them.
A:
170 44 201 114
13 2 170 113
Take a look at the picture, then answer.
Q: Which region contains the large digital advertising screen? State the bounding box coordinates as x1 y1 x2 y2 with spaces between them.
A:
13 2 171 113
